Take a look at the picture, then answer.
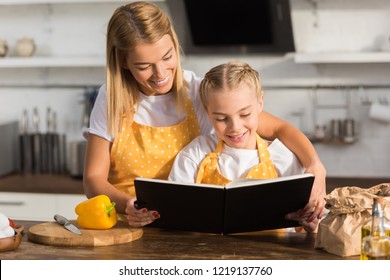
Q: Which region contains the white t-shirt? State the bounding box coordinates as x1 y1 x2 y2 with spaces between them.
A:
86 70 214 141
168 134 305 183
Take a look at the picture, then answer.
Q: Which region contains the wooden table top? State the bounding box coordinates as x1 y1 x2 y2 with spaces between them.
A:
2 220 358 260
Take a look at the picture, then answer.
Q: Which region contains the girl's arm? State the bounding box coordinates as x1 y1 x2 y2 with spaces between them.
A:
258 111 326 221
83 134 157 226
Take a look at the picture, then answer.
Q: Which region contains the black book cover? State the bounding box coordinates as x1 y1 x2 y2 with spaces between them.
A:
134 174 314 234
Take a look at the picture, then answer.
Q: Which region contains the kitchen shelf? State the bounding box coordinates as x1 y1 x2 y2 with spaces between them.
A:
0 0 162 5
0 56 105 68
294 52 390 64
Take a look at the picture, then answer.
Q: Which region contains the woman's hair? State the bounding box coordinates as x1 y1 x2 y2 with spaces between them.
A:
106 1 186 136
199 61 263 111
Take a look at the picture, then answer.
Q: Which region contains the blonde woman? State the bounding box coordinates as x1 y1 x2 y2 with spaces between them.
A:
83 1 326 227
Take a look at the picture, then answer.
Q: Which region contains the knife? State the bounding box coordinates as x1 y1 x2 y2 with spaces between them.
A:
54 214 82 235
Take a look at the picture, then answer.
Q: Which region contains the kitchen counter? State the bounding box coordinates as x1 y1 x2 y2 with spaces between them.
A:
325 177 390 193
0 174 84 194
2 220 358 260
0 174 389 195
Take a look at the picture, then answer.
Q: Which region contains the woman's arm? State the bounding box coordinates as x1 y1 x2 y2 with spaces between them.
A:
83 134 129 212
83 134 158 226
258 111 327 221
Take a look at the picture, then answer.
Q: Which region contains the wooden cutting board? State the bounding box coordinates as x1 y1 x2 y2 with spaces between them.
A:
27 221 143 247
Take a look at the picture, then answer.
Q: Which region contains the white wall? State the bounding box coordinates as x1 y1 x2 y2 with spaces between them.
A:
0 0 389 178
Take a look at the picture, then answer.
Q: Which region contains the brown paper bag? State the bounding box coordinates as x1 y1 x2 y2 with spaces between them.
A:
315 183 390 257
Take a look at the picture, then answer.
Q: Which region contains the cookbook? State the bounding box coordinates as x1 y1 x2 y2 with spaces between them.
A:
134 173 314 234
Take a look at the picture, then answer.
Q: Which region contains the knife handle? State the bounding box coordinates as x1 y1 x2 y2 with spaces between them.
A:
54 214 67 225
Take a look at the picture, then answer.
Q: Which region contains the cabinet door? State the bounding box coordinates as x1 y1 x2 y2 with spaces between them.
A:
56 194 86 220
0 192 56 221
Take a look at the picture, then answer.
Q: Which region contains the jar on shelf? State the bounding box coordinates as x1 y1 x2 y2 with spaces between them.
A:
0 39 8 57
15 37 36 57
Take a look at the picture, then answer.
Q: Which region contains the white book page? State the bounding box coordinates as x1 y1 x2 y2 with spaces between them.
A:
225 173 314 189
135 177 223 189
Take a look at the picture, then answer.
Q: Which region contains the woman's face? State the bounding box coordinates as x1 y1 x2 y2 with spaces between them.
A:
124 34 178 96
206 84 263 150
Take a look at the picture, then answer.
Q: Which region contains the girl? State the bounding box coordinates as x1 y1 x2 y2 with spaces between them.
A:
169 61 318 232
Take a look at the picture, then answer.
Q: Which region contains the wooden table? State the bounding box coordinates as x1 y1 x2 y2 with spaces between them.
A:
2 220 358 260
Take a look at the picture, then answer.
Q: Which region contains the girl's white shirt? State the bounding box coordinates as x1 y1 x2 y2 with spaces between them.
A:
168 133 305 183
86 70 213 142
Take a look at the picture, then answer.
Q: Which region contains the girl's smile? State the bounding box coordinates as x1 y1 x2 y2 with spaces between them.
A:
206 84 263 150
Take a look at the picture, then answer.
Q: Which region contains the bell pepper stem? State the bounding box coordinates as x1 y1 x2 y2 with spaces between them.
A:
106 202 116 217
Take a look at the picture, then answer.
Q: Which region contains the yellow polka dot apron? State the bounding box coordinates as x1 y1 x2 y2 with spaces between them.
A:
195 135 278 186
109 93 201 197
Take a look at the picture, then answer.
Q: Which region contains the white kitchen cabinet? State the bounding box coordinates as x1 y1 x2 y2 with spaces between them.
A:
56 193 86 219
0 192 85 221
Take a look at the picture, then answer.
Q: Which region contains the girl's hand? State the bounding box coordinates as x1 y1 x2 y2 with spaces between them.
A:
299 218 320 233
124 197 160 227
296 217 320 233
287 210 320 233
302 163 326 222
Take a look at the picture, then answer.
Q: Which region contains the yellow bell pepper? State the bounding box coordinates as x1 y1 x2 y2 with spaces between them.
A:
75 195 118 229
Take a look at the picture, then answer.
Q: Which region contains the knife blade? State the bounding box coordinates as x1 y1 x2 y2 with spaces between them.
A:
54 214 82 235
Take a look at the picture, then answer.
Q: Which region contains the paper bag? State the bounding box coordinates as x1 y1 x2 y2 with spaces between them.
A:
315 183 390 257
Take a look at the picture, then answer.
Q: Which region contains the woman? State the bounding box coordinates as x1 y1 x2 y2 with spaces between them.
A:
83 1 326 227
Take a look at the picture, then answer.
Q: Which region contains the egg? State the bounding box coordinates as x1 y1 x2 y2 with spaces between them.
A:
2 226 15 238
0 212 10 229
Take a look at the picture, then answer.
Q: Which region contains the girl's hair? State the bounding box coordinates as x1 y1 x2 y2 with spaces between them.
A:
199 61 263 111
106 1 186 136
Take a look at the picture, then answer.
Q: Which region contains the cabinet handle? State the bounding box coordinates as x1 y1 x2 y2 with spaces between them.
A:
0 201 25 206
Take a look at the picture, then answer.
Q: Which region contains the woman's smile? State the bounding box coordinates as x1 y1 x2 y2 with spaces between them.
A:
151 75 170 88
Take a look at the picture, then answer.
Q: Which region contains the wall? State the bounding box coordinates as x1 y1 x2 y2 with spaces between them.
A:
180 0 390 178
0 0 389 178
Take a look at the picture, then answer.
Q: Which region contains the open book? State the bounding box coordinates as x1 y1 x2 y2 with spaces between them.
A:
134 173 314 234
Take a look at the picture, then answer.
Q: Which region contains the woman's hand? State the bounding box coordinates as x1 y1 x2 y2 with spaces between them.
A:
124 197 160 227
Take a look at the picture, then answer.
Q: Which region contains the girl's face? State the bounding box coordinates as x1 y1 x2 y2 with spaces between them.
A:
206 84 263 150
125 34 178 96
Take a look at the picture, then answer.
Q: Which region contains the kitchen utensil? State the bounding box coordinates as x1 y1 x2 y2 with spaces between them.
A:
343 118 355 143
330 119 343 143
45 107 54 173
27 220 143 247
31 107 41 174
40 107 50 173
19 110 32 174
52 112 61 174
369 103 390 123
69 140 87 178
60 134 67 174
0 121 19 176
54 214 82 235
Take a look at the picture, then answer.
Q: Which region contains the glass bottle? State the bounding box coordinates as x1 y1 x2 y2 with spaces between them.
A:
361 199 390 241
361 197 390 260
